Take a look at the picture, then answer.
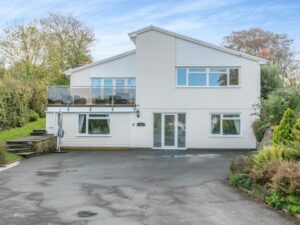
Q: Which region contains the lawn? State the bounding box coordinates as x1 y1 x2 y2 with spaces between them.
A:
0 118 46 145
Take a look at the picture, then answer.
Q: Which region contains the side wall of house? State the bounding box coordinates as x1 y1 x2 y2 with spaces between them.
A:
130 30 260 149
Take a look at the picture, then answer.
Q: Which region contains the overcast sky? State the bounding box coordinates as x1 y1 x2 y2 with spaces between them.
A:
0 0 299 61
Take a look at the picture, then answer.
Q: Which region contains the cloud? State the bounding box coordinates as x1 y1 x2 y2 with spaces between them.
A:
0 0 299 60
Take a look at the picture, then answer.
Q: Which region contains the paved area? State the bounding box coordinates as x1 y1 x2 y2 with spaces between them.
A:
0 150 298 225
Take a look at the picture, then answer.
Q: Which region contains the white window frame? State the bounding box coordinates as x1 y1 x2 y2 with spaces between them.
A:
77 113 111 136
176 67 240 87
210 113 242 137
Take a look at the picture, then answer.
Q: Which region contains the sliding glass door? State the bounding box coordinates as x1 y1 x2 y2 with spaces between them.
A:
153 113 186 149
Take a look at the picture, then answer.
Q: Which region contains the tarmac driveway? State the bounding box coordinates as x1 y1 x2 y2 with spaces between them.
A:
0 150 297 225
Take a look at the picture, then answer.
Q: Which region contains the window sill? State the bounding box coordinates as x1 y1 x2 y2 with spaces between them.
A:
76 134 111 137
175 86 241 89
209 135 243 138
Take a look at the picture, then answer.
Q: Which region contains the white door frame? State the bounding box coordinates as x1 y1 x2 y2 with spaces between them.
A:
153 113 186 150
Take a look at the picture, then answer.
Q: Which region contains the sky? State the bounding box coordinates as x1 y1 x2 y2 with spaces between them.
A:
0 0 299 61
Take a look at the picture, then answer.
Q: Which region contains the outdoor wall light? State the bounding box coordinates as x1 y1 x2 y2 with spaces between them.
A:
136 109 140 118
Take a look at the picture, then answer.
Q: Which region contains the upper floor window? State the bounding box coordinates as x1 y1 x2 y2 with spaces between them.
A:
176 68 239 87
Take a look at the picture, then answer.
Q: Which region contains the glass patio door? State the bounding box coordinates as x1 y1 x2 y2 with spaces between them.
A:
153 113 186 149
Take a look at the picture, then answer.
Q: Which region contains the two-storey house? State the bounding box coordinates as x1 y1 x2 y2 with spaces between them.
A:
46 26 266 150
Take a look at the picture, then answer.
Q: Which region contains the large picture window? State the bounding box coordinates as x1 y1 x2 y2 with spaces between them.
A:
176 68 239 87
78 114 110 135
211 114 240 136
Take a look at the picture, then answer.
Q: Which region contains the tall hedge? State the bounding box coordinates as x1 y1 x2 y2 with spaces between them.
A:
0 78 33 130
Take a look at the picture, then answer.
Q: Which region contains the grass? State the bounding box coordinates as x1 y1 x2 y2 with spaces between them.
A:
0 118 45 145
0 150 22 165
0 118 45 165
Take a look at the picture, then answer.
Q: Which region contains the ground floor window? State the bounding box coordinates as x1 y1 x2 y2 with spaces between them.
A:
78 114 110 135
211 114 240 135
153 113 186 148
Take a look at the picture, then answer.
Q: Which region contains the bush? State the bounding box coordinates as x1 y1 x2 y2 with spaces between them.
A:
272 161 300 195
286 195 300 206
250 160 281 185
253 87 300 130
265 190 285 209
287 204 300 214
28 82 46 118
0 146 6 165
230 154 255 174
261 64 283 99
0 78 32 130
252 119 270 142
28 111 39 122
272 108 297 145
254 146 285 168
229 172 252 190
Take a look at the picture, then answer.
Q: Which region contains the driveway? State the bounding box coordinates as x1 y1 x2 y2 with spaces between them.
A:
0 150 297 225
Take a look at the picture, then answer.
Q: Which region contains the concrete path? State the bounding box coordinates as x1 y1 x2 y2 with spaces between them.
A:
0 150 298 225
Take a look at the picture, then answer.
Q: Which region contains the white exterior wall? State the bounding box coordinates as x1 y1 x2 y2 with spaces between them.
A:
70 53 136 86
47 28 261 149
46 112 132 147
129 30 259 149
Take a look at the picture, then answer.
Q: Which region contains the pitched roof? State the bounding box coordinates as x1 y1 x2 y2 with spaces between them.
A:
129 25 267 64
64 49 136 75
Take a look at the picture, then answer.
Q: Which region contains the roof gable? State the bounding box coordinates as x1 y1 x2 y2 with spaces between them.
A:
128 25 267 64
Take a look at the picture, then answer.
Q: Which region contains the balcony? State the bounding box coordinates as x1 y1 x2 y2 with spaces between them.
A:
47 86 136 107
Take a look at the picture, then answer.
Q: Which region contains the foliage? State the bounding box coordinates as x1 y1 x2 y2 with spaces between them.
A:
272 108 297 145
28 82 47 117
250 160 281 185
230 154 255 174
28 111 39 122
0 118 45 145
223 28 298 77
251 118 270 142
254 146 285 168
0 145 22 165
0 13 95 85
252 87 300 142
229 172 252 190
272 161 300 195
286 195 300 206
287 204 300 214
0 146 5 165
265 190 285 209
261 64 283 99
0 78 32 130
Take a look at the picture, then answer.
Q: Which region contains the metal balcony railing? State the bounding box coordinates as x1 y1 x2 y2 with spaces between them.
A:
47 86 136 106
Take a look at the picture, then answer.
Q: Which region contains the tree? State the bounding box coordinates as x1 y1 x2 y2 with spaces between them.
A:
272 108 297 145
261 64 283 99
223 28 298 78
41 13 95 72
0 13 95 85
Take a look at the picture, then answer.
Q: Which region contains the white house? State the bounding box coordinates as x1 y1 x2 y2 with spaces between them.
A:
46 25 266 150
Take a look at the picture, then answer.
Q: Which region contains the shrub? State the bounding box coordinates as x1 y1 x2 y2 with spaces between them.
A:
230 154 255 174
272 108 297 145
261 64 283 99
272 161 300 195
265 190 285 209
286 195 300 206
250 160 281 185
254 145 284 168
0 78 32 130
253 87 300 128
287 204 300 214
28 111 39 122
0 146 6 165
28 82 46 118
229 172 252 190
252 119 270 142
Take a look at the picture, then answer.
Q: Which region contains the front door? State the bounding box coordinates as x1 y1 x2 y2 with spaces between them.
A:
153 113 186 149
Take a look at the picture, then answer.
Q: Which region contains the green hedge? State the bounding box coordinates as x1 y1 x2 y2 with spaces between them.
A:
0 78 46 131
